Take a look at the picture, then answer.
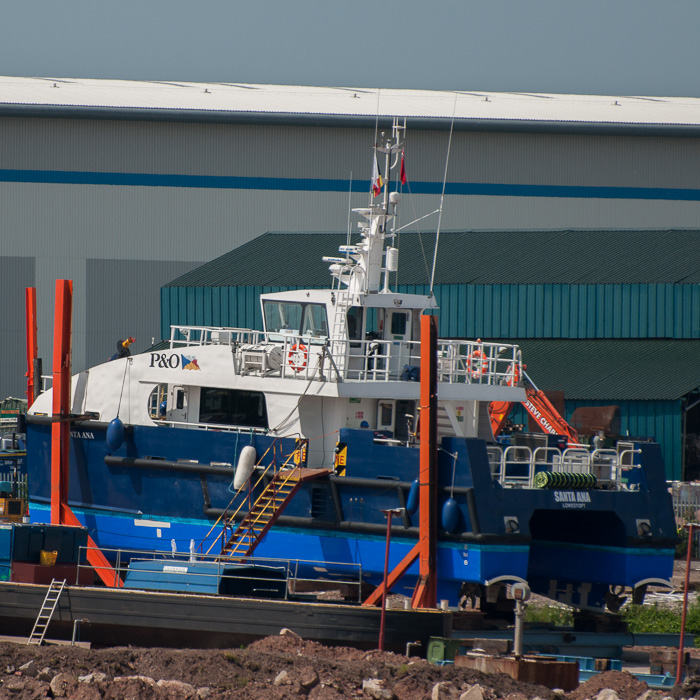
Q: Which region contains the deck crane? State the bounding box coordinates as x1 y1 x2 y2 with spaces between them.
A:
489 368 581 445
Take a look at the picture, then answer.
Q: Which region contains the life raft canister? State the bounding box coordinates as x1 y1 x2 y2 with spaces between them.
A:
288 343 308 372
467 339 489 379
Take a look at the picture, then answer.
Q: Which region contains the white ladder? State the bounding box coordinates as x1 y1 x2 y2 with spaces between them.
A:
329 288 351 378
27 579 66 646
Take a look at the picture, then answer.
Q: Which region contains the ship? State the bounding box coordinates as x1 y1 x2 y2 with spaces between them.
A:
25 119 677 612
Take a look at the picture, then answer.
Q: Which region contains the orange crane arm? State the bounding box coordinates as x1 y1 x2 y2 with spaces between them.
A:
488 371 580 445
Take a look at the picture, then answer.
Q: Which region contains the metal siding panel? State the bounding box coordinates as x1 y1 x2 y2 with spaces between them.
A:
639 284 649 338
568 286 579 338
458 285 468 337
518 287 528 337
85 260 198 368
160 288 169 339
204 287 213 327
0 256 35 398
181 288 191 326
534 286 545 337
491 286 502 338
627 284 638 339
483 286 493 338
663 284 673 338
211 288 220 327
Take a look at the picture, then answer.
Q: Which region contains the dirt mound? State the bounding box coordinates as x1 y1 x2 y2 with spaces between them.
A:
567 670 651 700
0 634 689 699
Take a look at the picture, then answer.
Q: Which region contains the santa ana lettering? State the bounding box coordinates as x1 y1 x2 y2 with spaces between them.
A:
554 491 591 504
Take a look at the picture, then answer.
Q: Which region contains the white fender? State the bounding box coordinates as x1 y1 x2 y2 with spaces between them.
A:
233 445 257 490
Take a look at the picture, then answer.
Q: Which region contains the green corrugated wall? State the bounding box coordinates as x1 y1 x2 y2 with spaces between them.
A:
162 282 700 340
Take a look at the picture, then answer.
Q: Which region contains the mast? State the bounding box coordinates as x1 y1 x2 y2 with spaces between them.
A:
324 118 404 296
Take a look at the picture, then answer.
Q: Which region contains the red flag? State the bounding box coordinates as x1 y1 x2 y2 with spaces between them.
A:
372 154 383 197
400 150 407 185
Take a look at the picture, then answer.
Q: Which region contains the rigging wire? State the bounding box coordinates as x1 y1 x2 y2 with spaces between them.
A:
430 93 458 294
116 357 131 418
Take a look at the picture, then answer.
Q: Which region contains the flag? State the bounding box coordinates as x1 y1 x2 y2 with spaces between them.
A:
400 150 407 185
372 154 383 197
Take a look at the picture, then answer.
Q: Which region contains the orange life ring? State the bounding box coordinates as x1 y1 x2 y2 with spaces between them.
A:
467 345 488 379
288 343 308 372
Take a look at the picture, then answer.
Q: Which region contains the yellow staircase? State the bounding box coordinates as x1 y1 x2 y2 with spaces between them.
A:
220 466 331 560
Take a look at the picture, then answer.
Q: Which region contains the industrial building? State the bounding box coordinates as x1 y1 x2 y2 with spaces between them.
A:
0 76 698 477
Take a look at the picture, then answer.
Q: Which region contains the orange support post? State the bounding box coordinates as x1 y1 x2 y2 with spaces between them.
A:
49 279 123 587
51 280 72 526
25 287 38 405
411 314 438 609
364 314 439 609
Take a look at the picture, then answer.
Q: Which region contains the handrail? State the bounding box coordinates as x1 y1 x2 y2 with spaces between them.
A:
502 445 533 486
75 545 364 599
491 442 648 491
167 324 523 386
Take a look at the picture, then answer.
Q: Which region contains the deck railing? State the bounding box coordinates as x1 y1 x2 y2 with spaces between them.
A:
488 442 644 491
168 324 522 386
76 545 364 601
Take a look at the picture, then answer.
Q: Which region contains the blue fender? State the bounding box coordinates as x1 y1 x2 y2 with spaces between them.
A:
106 417 125 453
406 478 419 515
442 497 460 533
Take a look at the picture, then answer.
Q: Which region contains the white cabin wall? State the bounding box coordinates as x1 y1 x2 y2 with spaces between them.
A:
297 396 346 468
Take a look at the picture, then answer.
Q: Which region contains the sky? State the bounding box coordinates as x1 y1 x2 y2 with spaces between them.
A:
2 0 700 98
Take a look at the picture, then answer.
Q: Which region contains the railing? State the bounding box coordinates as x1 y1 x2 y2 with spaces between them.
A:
490 443 643 491
169 324 523 386
0 472 27 504
76 545 364 602
155 418 268 435
670 481 700 527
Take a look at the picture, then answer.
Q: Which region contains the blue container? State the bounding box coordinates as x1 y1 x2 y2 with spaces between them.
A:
0 525 12 561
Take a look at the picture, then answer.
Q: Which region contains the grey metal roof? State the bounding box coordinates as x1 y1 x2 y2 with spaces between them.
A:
2 76 700 135
165 229 700 288
513 339 700 401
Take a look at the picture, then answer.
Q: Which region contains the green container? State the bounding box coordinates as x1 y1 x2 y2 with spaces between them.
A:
427 637 462 664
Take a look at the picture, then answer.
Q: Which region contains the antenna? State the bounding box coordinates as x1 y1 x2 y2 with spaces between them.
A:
429 95 457 294
346 171 353 249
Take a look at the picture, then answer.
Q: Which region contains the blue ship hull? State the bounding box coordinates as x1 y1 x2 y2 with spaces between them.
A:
26 419 676 609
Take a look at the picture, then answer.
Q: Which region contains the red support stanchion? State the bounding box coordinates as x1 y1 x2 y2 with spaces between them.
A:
378 508 402 651
677 523 696 685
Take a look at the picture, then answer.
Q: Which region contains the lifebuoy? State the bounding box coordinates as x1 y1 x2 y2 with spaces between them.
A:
467 342 488 379
288 343 308 372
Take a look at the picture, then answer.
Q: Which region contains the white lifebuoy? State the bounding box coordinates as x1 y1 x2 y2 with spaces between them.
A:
288 343 308 372
233 445 257 490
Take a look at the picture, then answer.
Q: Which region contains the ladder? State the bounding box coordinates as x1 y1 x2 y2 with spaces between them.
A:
329 287 351 378
220 467 331 561
27 578 66 646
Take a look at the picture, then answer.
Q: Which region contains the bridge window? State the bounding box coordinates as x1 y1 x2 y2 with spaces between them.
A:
264 301 327 338
199 388 268 429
